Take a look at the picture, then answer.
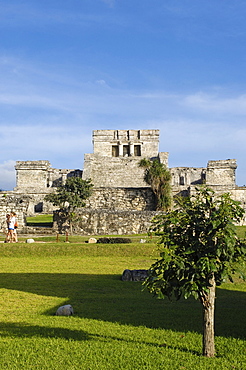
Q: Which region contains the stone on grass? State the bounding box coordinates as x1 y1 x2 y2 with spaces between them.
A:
56 304 74 316
122 269 148 282
88 237 97 243
26 238 35 243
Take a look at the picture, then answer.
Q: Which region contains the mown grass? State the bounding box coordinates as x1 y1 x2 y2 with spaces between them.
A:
26 214 53 224
0 232 154 244
0 237 245 369
25 214 53 228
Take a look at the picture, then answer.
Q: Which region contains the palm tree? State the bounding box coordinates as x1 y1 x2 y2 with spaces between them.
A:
139 158 172 211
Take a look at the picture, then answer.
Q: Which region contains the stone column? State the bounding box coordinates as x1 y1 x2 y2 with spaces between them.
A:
118 143 123 157
61 173 67 185
186 171 191 185
129 142 134 156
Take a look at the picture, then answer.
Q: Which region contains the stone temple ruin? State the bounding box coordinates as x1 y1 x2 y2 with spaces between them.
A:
0 129 246 234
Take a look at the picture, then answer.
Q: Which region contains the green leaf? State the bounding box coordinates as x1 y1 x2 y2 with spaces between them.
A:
144 186 245 303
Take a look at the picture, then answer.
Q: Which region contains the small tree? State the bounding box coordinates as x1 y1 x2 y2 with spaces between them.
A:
139 158 172 211
45 177 93 233
143 187 245 357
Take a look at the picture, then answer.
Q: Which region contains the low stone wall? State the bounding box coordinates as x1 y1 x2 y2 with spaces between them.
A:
53 209 160 235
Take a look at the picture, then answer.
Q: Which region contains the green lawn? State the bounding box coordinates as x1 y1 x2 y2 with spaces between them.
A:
25 214 53 228
0 239 245 369
26 214 53 224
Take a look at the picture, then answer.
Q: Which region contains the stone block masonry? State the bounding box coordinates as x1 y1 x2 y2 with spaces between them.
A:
85 187 156 211
0 192 29 233
92 129 160 158
82 129 169 188
15 160 82 192
54 209 160 235
15 160 51 191
83 155 149 188
206 159 237 186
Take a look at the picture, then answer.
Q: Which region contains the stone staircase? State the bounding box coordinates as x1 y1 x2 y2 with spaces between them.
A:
19 225 55 235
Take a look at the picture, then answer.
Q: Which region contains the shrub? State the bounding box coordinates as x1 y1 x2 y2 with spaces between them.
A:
97 237 132 244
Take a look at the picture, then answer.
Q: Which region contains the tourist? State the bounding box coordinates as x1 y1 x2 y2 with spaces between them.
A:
5 214 10 242
12 212 18 242
6 212 16 243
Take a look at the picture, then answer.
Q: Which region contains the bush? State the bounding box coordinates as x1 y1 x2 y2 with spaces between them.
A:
97 237 132 244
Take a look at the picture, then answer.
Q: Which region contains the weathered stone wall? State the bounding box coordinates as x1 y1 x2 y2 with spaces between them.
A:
171 160 237 189
83 153 168 188
0 192 29 232
93 129 160 157
53 183 246 235
15 160 51 191
18 187 156 215
206 159 237 186
54 209 159 235
15 160 82 192
83 155 151 188
82 129 169 188
171 167 206 187
231 187 246 225
20 192 58 215
86 187 156 210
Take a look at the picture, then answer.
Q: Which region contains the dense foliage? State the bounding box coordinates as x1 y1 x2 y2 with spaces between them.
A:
139 158 172 211
45 177 93 211
145 188 245 300
45 177 93 233
144 187 246 356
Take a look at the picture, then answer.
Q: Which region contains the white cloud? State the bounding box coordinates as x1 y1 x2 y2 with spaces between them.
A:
0 160 16 191
0 125 93 190
101 0 115 8
96 79 107 86
183 92 246 115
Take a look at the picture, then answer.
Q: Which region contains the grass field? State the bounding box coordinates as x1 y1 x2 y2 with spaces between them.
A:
0 235 245 369
26 214 53 228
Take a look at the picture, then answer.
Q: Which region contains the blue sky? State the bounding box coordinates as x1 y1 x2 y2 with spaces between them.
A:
0 0 246 190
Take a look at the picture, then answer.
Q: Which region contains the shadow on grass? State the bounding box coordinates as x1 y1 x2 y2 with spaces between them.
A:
0 322 89 341
0 321 201 356
0 273 245 339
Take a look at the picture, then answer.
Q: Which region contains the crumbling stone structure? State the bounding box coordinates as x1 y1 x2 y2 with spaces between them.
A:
13 160 82 214
82 129 168 188
54 209 160 235
0 129 245 234
15 160 82 192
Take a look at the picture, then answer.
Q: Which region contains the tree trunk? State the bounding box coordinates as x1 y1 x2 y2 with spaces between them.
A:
202 274 216 357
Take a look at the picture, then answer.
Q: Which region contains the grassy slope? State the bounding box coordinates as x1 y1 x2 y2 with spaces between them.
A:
0 240 245 369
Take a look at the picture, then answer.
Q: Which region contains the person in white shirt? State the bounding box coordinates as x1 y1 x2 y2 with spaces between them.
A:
6 212 16 243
